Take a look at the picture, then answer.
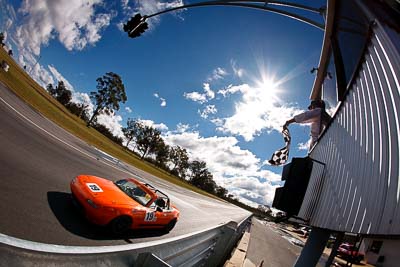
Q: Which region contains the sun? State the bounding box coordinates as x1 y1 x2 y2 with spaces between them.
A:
256 76 282 102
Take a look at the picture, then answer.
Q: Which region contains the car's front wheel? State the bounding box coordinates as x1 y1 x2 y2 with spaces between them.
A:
164 219 177 232
109 216 132 235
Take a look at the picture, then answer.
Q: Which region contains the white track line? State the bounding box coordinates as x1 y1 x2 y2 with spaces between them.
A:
0 95 135 176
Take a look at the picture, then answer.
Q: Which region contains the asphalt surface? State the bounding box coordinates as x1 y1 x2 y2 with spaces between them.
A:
243 220 373 267
245 219 302 267
0 82 250 246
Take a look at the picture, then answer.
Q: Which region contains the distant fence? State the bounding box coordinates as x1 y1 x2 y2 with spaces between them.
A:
0 216 251 267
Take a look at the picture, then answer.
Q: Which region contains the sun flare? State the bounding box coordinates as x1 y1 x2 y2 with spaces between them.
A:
256 76 282 102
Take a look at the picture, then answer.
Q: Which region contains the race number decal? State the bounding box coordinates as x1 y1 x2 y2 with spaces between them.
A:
144 211 156 222
86 183 103 192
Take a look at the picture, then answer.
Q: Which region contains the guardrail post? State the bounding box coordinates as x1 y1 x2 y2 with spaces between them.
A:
204 221 239 266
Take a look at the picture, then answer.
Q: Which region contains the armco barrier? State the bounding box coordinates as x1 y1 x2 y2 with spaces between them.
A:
0 215 252 267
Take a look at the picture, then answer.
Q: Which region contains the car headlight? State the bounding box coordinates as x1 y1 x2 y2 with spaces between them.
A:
86 199 99 209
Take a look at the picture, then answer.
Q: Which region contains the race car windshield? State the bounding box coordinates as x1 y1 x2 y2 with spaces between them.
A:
115 179 152 206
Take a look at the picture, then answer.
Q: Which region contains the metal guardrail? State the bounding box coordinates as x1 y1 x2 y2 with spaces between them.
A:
0 215 252 267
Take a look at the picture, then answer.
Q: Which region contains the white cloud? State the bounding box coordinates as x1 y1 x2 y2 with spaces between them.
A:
128 0 184 29
132 0 184 15
17 54 57 91
226 179 280 208
121 0 130 10
0 1 17 32
154 92 167 107
160 98 166 107
140 119 169 131
199 105 217 119
46 65 97 116
48 65 74 91
217 84 246 98
4 0 115 96
184 91 207 104
5 18 13 30
71 91 94 113
231 59 245 78
184 83 215 104
163 130 281 205
125 107 132 113
203 83 215 99
30 63 55 89
15 0 113 56
215 83 302 141
175 123 190 133
158 0 185 10
96 112 124 138
207 67 228 82
297 140 310 151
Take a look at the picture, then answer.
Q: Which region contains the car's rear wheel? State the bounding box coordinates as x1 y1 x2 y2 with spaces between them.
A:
109 216 132 235
164 219 177 232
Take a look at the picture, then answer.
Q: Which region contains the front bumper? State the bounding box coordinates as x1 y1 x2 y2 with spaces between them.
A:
70 185 112 226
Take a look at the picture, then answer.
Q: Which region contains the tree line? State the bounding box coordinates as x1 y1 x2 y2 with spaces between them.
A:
1 29 271 215
46 72 231 199
1 32 13 56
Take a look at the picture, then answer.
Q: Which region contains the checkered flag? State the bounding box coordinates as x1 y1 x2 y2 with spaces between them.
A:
268 128 291 166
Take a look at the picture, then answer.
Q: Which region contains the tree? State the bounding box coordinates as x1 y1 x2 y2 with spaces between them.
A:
47 84 57 97
188 160 217 194
92 123 123 145
87 72 127 126
66 102 89 122
136 125 163 159
122 118 142 149
216 186 228 199
47 81 72 106
0 32 5 47
155 140 170 168
55 81 72 106
169 146 189 179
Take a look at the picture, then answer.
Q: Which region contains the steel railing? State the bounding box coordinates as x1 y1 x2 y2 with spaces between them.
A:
0 215 252 267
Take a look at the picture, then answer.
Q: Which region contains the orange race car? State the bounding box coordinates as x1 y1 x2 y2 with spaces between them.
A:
70 175 180 234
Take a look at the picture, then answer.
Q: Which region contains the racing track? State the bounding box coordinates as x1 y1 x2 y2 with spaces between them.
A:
0 82 250 246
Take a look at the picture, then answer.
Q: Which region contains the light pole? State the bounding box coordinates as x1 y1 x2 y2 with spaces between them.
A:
124 0 326 38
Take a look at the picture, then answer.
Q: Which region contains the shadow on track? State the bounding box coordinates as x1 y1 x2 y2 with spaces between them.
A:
47 191 168 242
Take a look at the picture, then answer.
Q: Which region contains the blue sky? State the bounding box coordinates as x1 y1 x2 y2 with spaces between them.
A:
1 0 326 207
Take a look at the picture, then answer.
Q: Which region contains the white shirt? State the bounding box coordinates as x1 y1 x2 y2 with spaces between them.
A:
294 108 322 145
